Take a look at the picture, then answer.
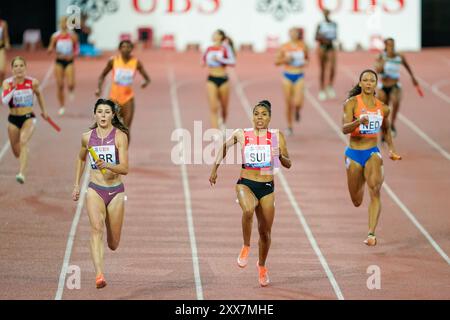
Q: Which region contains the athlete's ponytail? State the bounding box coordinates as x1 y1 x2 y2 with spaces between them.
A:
347 69 378 99
90 99 130 139
217 29 236 56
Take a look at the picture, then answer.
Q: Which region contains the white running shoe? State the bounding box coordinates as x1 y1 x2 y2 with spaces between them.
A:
58 107 65 116
326 86 336 99
16 173 25 184
318 90 327 101
284 128 293 137
68 91 75 103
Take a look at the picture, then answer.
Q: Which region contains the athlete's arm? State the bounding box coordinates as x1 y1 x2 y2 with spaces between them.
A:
96 58 113 96
342 98 367 134
32 79 48 119
217 41 236 66
209 129 241 185
73 133 89 201
304 43 310 64
98 130 129 175
315 25 322 42
2 80 15 105
137 60 151 88
47 34 56 53
274 47 288 66
401 54 418 86
278 131 291 169
374 54 384 73
381 105 401 160
3 21 10 50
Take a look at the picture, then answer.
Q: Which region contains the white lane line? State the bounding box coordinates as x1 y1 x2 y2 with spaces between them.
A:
54 80 111 300
342 67 450 162
54 167 90 300
304 88 450 265
431 79 450 105
0 141 10 161
0 63 54 163
168 67 204 300
231 69 345 300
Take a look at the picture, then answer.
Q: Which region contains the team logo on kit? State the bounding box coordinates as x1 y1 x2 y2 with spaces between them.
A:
256 0 303 21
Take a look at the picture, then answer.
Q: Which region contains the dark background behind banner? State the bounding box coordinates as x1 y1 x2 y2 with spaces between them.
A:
0 0 449 48
422 0 450 47
0 0 56 47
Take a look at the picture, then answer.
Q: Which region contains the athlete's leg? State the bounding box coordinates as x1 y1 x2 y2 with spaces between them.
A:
18 119 36 177
54 63 65 109
318 47 327 91
218 81 230 125
328 49 337 87
293 77 305 120
346 156 366 207
390 85 402 131
236 184 258 247
8 123 21 158
86 188 107 277
105 192 125 251
255 193 275 267
120 99 135 129
282 78 294 130
364 153 384 235
206 81 220 129
65 62 76 102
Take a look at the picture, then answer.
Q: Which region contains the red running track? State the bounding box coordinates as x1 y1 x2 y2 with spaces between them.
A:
0 48 449 300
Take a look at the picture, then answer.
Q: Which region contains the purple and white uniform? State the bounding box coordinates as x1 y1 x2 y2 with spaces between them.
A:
87 128 124 206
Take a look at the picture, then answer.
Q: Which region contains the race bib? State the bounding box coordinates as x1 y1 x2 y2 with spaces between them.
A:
12 89 34 107
359 112 383 135
207 51 223 67
320 23 336 40
383 61 401 79
89 145 117 169
114 68 134 86
244 145 272 168
289 51 305 67
56 39 73 56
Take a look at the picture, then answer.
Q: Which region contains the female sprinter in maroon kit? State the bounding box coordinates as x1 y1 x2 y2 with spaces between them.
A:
72 99 129 289
210 100 291 287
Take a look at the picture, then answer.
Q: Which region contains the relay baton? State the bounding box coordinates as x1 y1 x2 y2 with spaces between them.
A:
415 84 424 97
88 146 107 175
42 114 61 132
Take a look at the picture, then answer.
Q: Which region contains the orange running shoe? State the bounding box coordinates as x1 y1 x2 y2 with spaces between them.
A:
237 245 250 268
256 261 270 287
364 234 377 246
95 274 107 289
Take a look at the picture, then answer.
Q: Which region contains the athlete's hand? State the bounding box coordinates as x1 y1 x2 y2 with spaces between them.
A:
360 115 369 126
95 158 108 170
141 80 150 89
389 150 402 161
95 88 101 97
209 171 217 186
72 185 80 201
41 111 49 120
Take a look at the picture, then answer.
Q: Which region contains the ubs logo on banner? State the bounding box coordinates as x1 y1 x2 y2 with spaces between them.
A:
71 0 119 21
257 0 303 21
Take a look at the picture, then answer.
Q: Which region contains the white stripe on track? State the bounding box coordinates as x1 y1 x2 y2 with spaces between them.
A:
54 80 111 300
304 88 450 265
230 69 345 300
168 67 204 300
